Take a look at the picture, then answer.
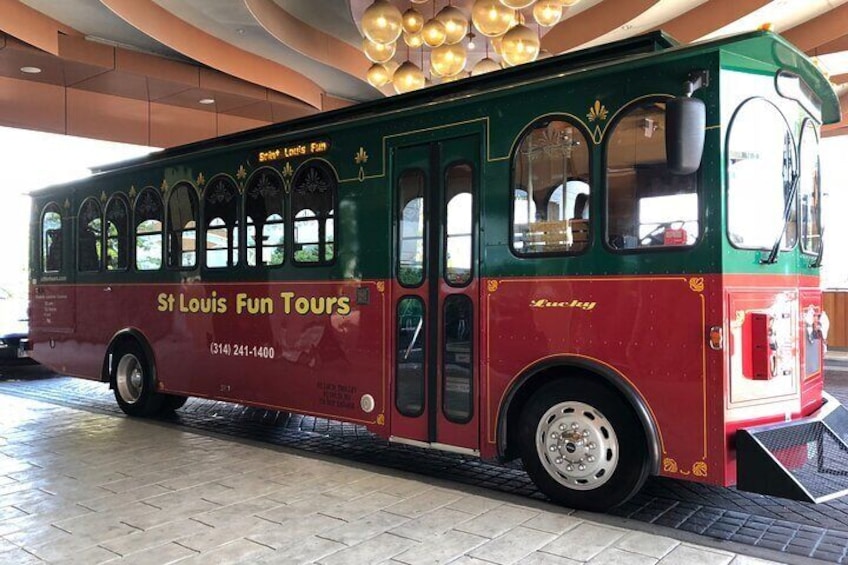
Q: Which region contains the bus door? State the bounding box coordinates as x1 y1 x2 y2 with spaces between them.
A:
391 135 480 453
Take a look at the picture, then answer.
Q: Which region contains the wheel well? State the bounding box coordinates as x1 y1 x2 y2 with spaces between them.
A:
101 330 155 386
500 362 660 474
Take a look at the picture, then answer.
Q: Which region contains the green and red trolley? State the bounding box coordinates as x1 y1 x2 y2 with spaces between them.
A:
29 30 844 510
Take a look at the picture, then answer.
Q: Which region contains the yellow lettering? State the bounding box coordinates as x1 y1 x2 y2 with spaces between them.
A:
279 292 295 314
295 297 310 315
157 293 174 312
336 297 351 316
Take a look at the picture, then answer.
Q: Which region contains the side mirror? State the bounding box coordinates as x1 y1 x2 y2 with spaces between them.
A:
666 96 705 175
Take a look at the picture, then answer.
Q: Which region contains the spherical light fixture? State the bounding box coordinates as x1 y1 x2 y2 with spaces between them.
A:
471 57 501 76
361 0 403 45
471 0 514 38
367 63 391 87
533 0 562 27
431 43 467 77
501 24 539 66
402 7 424 34
409 0 428 3
500 0 535 9
393 61 425 94
422 18 447 48
362 38 396 63
436 6 469 45
403 31 424 48
491 35 504 55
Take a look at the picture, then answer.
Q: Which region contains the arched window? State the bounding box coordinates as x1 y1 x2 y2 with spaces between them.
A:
78 198 102 272
606 99 699 250
397 169 425 286
167 183 198 269
204 177 239 269
511 119 591 254
291 162 336 265
245 169 284 267
104 195 129 271
134 187 163 271
727 98 796 250
41 202 63 273
799 120 820 256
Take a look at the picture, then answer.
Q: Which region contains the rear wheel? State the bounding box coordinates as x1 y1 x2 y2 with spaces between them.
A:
518 377 650 511
113 343 163 417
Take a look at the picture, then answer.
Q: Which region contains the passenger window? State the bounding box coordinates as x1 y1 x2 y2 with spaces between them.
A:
727 98 795 250
445 163 473 285
78 198 102 272
245 170 285 267
41 203 63 273
135 188 164 271
397 169 426 287
105 195 129 271
167 183 198 269
292 163 336 265
606 99 699 250
799 121 821 256
512 119 591 255
204 178 239 269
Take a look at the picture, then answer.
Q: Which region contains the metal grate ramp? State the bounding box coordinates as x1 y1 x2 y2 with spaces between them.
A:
737 402 848 503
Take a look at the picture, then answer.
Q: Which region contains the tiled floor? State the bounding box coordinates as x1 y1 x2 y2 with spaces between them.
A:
0 392 788 564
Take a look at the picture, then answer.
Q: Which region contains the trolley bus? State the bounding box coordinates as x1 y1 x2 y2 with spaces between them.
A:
29 30 845 511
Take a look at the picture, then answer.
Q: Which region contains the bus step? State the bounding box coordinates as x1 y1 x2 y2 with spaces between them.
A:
737 399 848 504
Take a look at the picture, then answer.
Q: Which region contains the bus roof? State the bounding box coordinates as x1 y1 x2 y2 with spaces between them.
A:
80 29 836 177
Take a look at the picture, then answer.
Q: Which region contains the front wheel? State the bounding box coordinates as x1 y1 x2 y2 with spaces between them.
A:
113 343 163 417
518 377 650 511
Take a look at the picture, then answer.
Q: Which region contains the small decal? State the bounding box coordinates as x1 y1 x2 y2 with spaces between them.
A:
692 461 708 477
587 99 608 122
236 164 248 181
487 280 499 293
196 173 206 186
689 277 705 293
663 458 678 473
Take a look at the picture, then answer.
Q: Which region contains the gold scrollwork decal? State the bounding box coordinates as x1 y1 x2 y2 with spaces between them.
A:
663 457 678 474
196 173 206 187
689 277 705 293
375 281 385 293
587 100 608 122
692 461 708 477
487 280 499 293
236 165 247 181
160 179 169 193
376 414 385 425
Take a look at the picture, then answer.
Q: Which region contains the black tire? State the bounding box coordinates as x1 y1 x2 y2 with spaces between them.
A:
518 376 650 512
160 394 188 412
112 342 163 417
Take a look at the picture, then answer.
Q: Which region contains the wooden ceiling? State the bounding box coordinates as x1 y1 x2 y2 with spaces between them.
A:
0 0 846 147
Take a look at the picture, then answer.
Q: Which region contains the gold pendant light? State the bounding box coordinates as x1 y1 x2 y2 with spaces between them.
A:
402 7 424 34
422 18 447 48
471 0 514 38
362 38 396 63
500 0 535 9
533 0 562 27
361 0 403 44
501 23 539 66
367 63 391 87
431 43 468 77
437 6 469 45
393 61 426 93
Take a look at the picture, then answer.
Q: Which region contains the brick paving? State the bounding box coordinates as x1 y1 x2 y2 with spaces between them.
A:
0 390 788 565
1 361 847 562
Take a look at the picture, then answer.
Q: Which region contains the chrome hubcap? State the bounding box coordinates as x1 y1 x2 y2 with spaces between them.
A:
116 354 143 404
536 401 618 490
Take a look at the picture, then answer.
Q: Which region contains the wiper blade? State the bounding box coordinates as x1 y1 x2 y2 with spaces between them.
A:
761 171 799 265
812 225 824 268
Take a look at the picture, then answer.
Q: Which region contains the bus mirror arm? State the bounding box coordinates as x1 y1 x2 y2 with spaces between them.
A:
666 70 709 175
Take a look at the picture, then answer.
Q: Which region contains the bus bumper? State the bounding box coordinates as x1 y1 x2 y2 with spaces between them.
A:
737 392 848 503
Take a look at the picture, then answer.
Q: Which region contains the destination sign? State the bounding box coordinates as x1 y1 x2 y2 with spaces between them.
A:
258 139 330 162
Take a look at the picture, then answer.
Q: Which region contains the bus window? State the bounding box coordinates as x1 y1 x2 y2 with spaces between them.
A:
799 120 821 255
78 198 102 272
606 100 699 250
397 169 426 287
166 183 198 269
203 178 239 269
443 294 473 422
512 119 591 255
105 195 129 270
41 203 63 273
445 163 473 285
396 296 425 417
245 170 285 267
292 163 336 265
727 98 796 250
135 188 164 271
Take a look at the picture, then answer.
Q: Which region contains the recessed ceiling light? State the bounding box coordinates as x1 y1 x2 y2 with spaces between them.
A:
20 66 42 74
198 98 215 105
